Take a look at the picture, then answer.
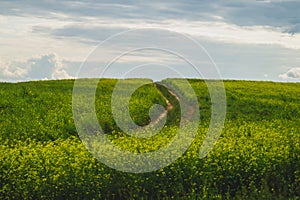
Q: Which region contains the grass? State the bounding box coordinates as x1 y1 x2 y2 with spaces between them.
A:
0 79 299 199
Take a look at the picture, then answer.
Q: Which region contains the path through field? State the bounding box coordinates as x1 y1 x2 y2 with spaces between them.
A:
145 82 197 129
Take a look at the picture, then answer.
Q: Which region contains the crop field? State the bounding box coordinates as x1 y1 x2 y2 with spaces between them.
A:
0 79 299 199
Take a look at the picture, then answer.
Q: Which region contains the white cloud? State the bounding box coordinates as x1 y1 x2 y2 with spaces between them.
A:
0 53 72 81
0 59 28 79
28 53 73 80
279 67 300 79
52 68 72 79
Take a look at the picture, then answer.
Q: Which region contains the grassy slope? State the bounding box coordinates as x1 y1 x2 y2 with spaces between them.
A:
0 79 299 199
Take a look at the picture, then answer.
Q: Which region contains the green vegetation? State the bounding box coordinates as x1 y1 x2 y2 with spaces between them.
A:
0 79 299 199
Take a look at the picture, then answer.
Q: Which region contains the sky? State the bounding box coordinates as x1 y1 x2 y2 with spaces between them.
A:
0 0 300 82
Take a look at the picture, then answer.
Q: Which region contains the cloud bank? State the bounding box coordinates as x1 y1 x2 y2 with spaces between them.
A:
0 53 72 82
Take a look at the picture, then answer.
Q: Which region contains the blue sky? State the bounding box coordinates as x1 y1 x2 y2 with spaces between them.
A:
0 0 300 82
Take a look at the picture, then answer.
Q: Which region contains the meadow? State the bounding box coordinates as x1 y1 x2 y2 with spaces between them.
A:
0 79 299 199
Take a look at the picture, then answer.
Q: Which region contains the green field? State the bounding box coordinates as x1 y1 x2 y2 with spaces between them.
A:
0 79 299 199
